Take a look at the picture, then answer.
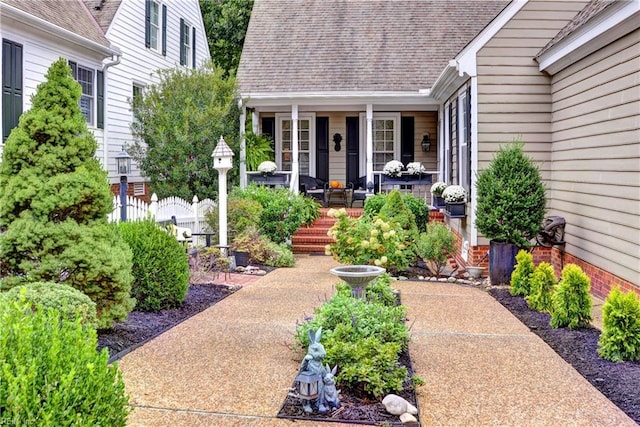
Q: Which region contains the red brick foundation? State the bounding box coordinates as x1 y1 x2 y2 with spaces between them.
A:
109 183 151 203
443 226 639 300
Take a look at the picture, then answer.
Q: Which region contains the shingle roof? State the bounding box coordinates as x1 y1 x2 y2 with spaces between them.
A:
2 0 111 48
237 0 509 94
537 0 617 57
82 0 122 33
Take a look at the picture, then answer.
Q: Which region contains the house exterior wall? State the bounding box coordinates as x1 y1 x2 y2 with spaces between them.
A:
0 16 107 160
103 0 210 187
547 27 640 294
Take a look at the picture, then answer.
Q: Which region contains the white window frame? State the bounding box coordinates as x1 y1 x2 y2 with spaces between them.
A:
275 113 316 176
72 64 94 126
458 87 470 195
358 112 400 173
181 20 193 67
149 0 161 52
443 102 451 183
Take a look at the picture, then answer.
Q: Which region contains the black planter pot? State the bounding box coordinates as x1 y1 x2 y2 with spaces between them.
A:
234 250 250 267
489 241 520 285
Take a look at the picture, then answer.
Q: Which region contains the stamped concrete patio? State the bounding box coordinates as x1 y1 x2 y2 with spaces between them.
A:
117 255 635 426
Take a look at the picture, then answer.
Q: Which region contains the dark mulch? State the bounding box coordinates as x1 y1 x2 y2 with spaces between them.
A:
276 350 420 426
488 287 640 424
97 283 237 362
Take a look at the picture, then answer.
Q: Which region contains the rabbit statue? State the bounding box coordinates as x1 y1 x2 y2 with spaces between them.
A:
320 364 341 410
300 327 328 413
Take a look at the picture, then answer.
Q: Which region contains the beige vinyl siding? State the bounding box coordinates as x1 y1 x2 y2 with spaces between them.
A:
548 28 640 285
326 112 348 183
406 111 438 171
476 0 589 179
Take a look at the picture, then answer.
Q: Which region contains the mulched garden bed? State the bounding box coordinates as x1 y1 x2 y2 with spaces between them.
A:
276 349 420 426
488 287 640 424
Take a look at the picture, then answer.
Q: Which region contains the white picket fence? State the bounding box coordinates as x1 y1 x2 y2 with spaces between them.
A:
108 193 217 246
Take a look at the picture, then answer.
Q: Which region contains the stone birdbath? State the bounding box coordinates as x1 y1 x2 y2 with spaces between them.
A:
330 265 386 298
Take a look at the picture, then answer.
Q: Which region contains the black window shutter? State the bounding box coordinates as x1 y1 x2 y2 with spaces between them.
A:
316 116 329 182
400 116 415 165
144 0 151 48
345 116 359 186
2 39 23 143
179 18 186 65
68 60 77 79
448 104 453 183
261 117 275 151
97 70 104 129
161 4 167 56
192 27 196 68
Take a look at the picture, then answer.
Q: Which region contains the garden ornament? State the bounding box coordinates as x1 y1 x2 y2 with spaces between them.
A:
321 364 341 410
298 327 331 413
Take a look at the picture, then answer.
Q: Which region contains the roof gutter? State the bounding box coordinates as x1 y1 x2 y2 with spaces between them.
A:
0 2 118 57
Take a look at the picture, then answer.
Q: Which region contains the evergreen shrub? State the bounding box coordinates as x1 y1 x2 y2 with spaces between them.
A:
525 262 557 313
119 219 189 312
510 250 535 296
365 191 428 234
416 223 456 276
0 297 130 425
597 286 640 362
1 282 97 328
550 264 592 329
231 226 295 267
0 58 134 329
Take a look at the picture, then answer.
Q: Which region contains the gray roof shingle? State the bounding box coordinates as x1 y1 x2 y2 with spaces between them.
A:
237 0 509 94
82 0 122 33
2 0 111 48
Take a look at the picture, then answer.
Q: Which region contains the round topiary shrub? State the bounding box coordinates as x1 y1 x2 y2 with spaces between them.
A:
0 297 130 425
119 219 189 312
1 281 97 328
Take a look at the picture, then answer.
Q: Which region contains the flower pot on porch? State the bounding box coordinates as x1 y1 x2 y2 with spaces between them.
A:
432 196 445 209
488 241 520 285
444 202 466 218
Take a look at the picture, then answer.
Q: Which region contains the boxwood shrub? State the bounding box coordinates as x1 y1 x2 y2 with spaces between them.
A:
119 219 189 312
0 297 130 425
597 286 640 362
1 281 97 328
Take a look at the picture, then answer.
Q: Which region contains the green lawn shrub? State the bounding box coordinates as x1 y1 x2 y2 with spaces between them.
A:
1 282 97 328
416 223 456 276
550 264 592 329
510 250 534 296
229 184 320 244
377 191 418 240
525 262 556 313
231 226 295 267
597 286 640 362
119 219 189 312
326 209 414 271
364 193 429 232
0 297 130 425
296 275 410 397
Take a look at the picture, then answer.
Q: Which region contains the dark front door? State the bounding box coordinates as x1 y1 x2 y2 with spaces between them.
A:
346 116 359 187
2 39 23 143
316 117 329 181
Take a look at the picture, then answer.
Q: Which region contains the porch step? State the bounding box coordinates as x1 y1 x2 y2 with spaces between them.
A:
292 208 363 254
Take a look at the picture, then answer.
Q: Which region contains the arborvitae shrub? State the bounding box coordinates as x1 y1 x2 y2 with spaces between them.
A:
0 298 130 425
525 262 557 314
510 250 535 296
119 219 189 312
378 190 418 242
597 287 640 362
0 58 134 329
1 282 97 328
550 264 592 329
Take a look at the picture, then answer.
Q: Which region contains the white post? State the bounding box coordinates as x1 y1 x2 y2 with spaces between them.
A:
192 195 200 234
239 100 247 189
289 104 299 193
366 104 374 189
212 136 234 256
149 193 158 219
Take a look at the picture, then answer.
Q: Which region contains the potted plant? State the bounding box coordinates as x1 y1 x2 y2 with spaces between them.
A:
475 142 546 284
441 185 466 218
406 162 426 176
430 181 447 208
257 160 278 176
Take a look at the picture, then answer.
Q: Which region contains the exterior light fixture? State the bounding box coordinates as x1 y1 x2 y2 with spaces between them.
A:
114 147 131 221
421 133 431 152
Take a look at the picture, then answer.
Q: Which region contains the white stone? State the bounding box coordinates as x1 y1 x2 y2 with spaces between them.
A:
382 394 418 416
400 412 418 424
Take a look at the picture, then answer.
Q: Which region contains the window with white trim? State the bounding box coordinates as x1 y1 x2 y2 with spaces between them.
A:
149 1 161 51
276 114 315 175
370 114 400 171
69 62 94 125
458 86 472 197
180 19 193 67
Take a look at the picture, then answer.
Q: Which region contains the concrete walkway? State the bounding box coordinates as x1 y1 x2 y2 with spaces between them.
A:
118 255 635 426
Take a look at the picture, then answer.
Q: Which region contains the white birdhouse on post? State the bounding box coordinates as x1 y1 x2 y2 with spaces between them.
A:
212 136 235 255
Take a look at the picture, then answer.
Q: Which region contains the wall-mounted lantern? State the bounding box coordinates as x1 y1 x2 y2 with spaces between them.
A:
421 133 431 152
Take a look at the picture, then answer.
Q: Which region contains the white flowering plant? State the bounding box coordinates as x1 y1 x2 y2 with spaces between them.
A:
442 185 466 203
430 181 447 196
406 162 426 175
257 161 277 175
383 160 404 177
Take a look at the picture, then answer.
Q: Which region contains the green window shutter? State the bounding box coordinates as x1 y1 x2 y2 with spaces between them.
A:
161 4 167 56
97 70 104 129
2 39 23 143
145 0 151 48
192 27 196 68
180 18 186 65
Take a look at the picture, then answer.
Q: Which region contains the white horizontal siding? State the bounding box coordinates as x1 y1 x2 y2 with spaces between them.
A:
548 27 640 286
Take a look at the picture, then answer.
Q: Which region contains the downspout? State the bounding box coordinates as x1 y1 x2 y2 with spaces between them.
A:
101 52 122 179
239 99 246 189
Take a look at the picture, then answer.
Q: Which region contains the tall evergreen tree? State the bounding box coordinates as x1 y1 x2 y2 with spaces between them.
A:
0 58 134 328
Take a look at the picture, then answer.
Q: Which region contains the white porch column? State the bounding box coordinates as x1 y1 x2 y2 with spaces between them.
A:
289 104 299 193
252 109 258 134
239 100 247 189
366 104 374 189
